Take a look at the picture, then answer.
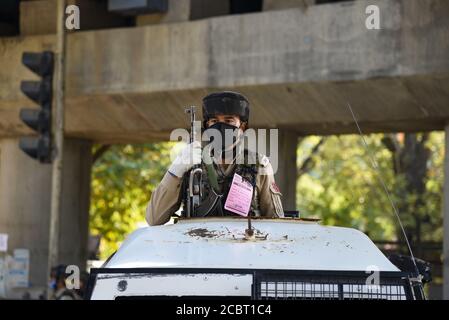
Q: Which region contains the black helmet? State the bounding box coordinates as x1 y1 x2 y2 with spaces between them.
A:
202 91 250 127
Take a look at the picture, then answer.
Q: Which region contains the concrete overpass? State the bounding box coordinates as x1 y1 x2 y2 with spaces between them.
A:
1 0 449 142
0 0 448 297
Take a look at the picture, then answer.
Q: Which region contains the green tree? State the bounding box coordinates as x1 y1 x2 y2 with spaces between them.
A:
90 142 175 259
297 132 444 246
381 133 444 255
90 133 443 260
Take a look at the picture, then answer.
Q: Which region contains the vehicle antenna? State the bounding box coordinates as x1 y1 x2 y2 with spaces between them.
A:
346 103 421 281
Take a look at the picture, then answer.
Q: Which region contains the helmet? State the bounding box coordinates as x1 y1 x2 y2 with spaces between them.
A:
202 91 250 127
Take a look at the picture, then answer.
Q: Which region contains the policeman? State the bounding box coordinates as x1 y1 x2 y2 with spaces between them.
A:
49 265 82 300
146 91 284 226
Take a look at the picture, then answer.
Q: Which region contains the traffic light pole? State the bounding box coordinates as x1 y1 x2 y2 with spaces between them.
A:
47 0 67 299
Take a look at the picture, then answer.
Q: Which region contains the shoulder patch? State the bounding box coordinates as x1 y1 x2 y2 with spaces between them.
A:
270 182 282 194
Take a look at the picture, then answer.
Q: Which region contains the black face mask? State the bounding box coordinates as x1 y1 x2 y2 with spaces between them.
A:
204 122 241 155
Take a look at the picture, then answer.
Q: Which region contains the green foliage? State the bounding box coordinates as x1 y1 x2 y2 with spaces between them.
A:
418 133 444 241
297 133 444 243
89 133 443 259
90 142 175 259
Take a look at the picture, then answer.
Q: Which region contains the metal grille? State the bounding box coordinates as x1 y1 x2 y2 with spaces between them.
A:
259 281 340 299
342 283 406 300
255 272 412 300
87 268 420 301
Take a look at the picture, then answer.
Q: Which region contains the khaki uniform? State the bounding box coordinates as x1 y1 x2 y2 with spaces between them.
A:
146 155 284 226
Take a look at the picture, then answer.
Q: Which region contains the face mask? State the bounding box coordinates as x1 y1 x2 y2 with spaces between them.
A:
205 122 243 157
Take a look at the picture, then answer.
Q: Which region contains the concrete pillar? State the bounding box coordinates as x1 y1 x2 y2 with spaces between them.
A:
274 130 298 212
58 139 92 269
444 124 449 300
0 138 92 293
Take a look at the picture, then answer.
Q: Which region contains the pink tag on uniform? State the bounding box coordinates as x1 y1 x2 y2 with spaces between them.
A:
224 173 254 217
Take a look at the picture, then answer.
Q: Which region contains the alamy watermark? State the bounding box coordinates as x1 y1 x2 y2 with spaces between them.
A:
365 5 380 30
65 5 80 30
64 265 80 290
170 123 279 175
365 265 381 291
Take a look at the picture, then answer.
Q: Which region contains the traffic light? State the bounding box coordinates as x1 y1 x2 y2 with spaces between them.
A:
19 51 54 163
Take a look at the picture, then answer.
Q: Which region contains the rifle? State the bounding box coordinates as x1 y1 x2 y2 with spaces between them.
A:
185 106 203 218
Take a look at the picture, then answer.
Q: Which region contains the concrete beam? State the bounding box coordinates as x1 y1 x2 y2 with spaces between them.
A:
20 0 130 36
0 138 92 291
274 130 298 211
263 0 316 11
1 0 449 142
20 0 57 36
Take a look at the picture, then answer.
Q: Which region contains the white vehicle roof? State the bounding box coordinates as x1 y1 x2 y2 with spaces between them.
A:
104 218 399 272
